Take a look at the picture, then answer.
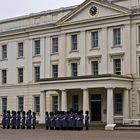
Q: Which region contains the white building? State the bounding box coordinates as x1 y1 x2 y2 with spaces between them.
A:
0 0 140 129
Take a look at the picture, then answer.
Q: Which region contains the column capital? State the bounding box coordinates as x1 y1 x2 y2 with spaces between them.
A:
81 88 88 91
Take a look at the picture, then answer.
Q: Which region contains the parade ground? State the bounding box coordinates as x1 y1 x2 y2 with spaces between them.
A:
0 129 140 140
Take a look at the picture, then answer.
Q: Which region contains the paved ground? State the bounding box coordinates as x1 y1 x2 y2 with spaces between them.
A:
0 129 140 140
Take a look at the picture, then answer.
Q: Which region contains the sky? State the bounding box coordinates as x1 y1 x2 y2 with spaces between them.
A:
0 0 85 20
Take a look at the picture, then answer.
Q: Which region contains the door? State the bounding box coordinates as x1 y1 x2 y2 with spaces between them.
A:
90 94 101 121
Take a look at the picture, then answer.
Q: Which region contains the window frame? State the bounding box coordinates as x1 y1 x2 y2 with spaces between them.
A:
71 63 78 77
2 69 7 84
52 96 58 112
34 39 40 56
2 97 7 111
18 42 24 58
72 95 79 110
34 96 40 113
113 58 121 75
34 66 40 82
18 68 23 83
18 96 24 112
52 64 58 78
71 34 78 51
91 61 99 75
113 28 121 46
91 31 98 48
52 37 58 53
2 45 7 59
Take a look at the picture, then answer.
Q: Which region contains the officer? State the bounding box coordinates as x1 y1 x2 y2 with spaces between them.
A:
21 111 26 129
32 112 36 129
16 111 21 129
2 110 6 129
6 110 11 129
50 112 55 130
11 111 16 129
45 112 50 130
85 110 89 130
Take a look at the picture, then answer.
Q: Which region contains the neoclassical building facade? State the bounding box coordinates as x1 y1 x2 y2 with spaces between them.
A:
0 0 140 129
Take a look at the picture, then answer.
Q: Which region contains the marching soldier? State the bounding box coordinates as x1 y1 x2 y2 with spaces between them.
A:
32 112 36 129
85 111 89 130
62 111 68 130
26 111 32 129
11 111 16 129
45 112 50 130
50 112 55 130
21 111 26 129
55 111 61 130
2 110 6 129
16 111 21 129
6 110 11 129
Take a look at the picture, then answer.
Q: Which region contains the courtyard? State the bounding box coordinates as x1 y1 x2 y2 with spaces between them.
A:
0 129 140 140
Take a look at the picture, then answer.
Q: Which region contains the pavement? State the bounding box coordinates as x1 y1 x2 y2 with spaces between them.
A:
0 129 140 140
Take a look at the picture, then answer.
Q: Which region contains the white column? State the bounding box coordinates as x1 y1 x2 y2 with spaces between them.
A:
123 89 129 119
107 88 114 124
83 89 89 115
61 90 67 111
40 91 46 124
58 91 61 111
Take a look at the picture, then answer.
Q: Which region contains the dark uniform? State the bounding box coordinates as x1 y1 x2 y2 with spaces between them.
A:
16 111 21 129
2 110 6 129
55 112 61 130
32 112 36 129
11 111 16 129
26 111 32 129
6 110 11 129
45 112 50 130
50 112 55 130
62 112 68 130
68 112 74 130
85 111 89 130
21 111 26 129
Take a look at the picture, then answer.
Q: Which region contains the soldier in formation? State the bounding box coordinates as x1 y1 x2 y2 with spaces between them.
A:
45 109 90 130
1 110 36 129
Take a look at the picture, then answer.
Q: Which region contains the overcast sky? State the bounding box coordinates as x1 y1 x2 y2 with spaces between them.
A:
0 0 85 20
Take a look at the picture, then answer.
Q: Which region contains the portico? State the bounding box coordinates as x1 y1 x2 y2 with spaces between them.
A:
39 74 132 129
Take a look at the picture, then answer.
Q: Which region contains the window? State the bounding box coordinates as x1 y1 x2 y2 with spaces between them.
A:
71 34 77 50
34 96 40 113
34 66 40 82
52 96 58 112
139 57 140 76
18 68 23 83
91 61 98 75
139 26 140 44
72 95 79 110
52 64 58 78
71 63 78 77
34 40 40 55
113 28 121 46
2 97 7 111
114 59 121 75
52 37 58 53
91 31 98 48
18 97 24 112
2 45 7 59
2 70 7 84
114 93 123 114
18 42 23 57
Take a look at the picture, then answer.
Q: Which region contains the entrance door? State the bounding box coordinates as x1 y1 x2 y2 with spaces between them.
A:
91 94 101 121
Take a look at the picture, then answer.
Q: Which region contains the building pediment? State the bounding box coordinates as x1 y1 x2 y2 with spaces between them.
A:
57 0 131 25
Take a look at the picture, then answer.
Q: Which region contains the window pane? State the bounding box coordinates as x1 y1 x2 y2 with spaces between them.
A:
18 43 23 57
52 37 58 53
91 31 98 48
2 70 7 84
18 97 24 112
72 95 79 110
35 40 40 55
52 96 58 112
71 63 78 77
18 68 23 83
2 97 7 111
52 65 58 78
114 59 121 75
71 34 77 50
114 93 123 114
114 28 121 46
2 45 7 59
34 96 40 113
34 66 40 82
92 61 98 75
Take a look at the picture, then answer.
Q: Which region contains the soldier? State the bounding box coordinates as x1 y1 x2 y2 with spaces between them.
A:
50 112 55 130
62 111 68 130
6 110 11 129
16 111 21 129
21 111 26 129
85 111 89 130
2 110 6 129
11 111 16 129
45 112 50 130
32 112 36 129
26 111 32 129
68 111 74 130
55 111 61 130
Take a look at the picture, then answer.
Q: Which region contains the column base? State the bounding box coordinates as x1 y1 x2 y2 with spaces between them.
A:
105 124 116 131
